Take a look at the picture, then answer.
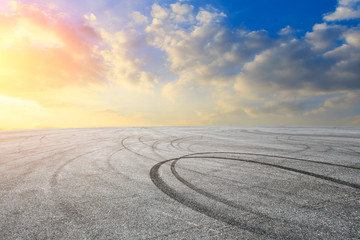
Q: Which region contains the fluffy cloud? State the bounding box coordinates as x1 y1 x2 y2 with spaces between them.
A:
145 2 359 100
324 92 360 108
244 101 303 118
0 0 158 106
145 2 273 98
278 25 298 36
235 24 360 99
143 1 360 120
97 28 158 91
306 92 360 115
170 2 194 23
324 0 360 21
130 11 148 26
348 114 360 125
305 23 347 50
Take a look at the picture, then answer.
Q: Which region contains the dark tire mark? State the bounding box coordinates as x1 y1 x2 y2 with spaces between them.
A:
105 147 129 178
121 136 159 162
245 129 360 139
170 137 186 151
50 149 101 187
138 136 166 160
183 155 360 189
150 158 274 237
150 152 359 235
186 135 203 153
344 145 360 156
150 139 167 160
275 135 311 154
190 152 360 170
138 136 153 148
169 136 200 153
170 159 273 220
0 146 81 196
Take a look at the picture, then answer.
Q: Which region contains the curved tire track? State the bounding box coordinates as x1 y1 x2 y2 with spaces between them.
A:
150 152 359 234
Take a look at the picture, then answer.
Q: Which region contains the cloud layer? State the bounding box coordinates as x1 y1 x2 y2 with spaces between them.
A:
142 1 360 120
324 0 360 21
1 0 359 129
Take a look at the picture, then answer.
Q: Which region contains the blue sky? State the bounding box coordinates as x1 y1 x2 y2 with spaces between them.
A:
194 0 338 32
0 0 360 129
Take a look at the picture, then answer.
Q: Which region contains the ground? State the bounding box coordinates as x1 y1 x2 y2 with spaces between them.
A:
0 126 359 239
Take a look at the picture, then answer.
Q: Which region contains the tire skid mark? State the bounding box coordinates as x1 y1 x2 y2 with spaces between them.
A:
150 151 359 234
0 143 76 166
174 137 189 152
138 136 166 160
176 136 199 153
1 159 43 195
189 151 360 170
275 135 311 154
0 135 105 166
276 135 358 156
170 159 274 221
144 127 183 153
170 137 186 151
15 135 35 154
345 145 360 156
49 142 127 225
105 147 132 179
3 145 79 172
179 136 199 152
242 129 360 139
50 149 101 188
170 158 323 232
183 155 360 189
150 159 275 237
138 136 153 147
174 163 298 199
0 146 82 196
170 136 199 153
185 135 203 153
150 139 167 160
121 135 159 162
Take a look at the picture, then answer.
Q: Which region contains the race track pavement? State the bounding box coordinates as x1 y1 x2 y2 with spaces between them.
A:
0 126 359 239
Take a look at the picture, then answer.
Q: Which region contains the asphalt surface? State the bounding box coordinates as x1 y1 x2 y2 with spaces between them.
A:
0 126 359 239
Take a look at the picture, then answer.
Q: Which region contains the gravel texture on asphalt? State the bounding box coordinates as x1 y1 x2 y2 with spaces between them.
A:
0 126 359 239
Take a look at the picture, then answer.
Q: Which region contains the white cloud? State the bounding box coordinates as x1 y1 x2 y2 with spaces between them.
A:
306 23 347 50
348 114 360 125
344 29 360 47
98 28 158 91
234 24 360 100
324 0 360 21
131 11 148 25
278 25 298 36
195 8 226 25
340 0 360 5
142 1 360 120
151 3 169 20
306 92 360 115
244 101 303 118
324 92 360 108
170 2 194 23
84 13 96 21
145 2 273 99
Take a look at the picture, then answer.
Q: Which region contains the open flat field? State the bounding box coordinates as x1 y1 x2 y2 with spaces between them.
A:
0 126 359 239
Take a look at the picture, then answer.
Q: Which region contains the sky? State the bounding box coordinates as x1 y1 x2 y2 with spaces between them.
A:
0 0 360 129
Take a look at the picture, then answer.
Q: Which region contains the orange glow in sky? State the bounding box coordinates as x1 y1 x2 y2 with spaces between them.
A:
1 0 359 129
